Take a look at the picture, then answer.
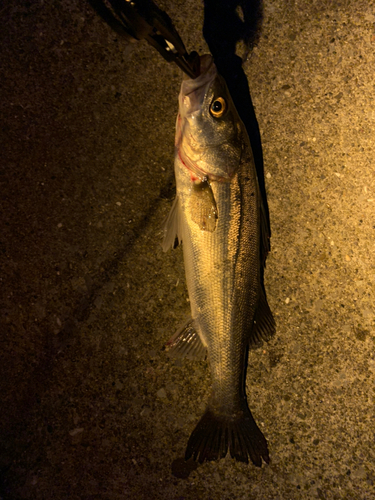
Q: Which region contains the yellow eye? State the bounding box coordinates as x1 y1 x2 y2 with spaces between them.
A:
210 97 226 118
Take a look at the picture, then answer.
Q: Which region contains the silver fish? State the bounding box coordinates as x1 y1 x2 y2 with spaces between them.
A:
163 55 275 465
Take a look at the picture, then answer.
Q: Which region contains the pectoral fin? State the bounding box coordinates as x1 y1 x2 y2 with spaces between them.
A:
190 179 217 232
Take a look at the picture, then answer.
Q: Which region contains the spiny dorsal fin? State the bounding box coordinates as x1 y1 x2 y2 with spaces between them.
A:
259 200 271 269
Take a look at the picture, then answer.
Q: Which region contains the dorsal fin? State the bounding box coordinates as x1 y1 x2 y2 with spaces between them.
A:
248 286 276 347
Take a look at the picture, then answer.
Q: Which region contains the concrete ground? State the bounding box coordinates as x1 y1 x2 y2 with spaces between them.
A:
1 0 374 498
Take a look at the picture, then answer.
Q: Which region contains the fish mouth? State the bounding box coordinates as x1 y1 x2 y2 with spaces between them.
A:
183 54 214 84
180 56 216 114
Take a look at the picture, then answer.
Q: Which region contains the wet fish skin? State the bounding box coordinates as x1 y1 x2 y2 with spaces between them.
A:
163 55 275 465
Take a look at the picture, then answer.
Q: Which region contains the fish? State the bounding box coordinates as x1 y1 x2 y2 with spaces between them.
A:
163 54 275 466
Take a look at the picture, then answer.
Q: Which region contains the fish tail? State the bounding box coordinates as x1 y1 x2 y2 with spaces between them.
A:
185 406 269 466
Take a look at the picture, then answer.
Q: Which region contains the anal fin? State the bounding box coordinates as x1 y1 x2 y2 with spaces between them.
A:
164 318 207 361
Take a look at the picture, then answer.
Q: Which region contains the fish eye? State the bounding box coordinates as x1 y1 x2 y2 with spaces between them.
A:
210 97 226 118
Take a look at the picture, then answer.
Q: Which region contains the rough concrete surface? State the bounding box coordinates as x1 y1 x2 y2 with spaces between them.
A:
1 0 375 498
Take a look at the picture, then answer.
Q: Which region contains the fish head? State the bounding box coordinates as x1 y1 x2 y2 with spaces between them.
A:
176 55 243 182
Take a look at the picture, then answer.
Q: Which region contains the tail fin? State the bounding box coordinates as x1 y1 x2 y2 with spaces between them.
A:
185 406 269 466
